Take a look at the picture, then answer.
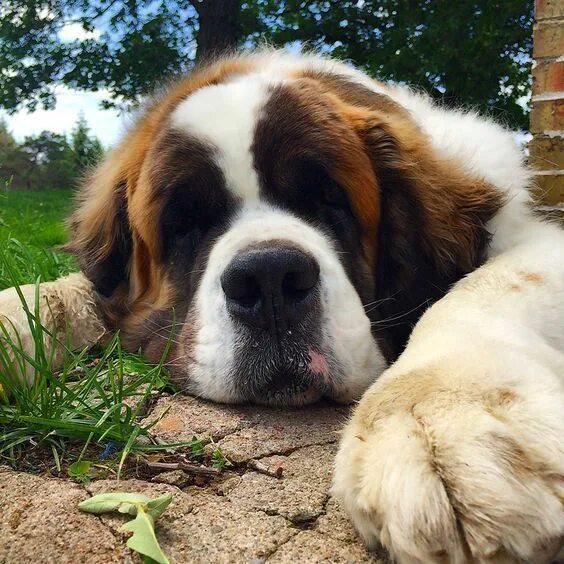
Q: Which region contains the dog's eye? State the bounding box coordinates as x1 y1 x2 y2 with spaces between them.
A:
322 179 348 208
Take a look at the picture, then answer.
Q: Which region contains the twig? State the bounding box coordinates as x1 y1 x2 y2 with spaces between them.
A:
140 458 221 476
248 459 283 478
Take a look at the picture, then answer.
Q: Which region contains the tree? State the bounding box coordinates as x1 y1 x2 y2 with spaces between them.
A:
0 130 76 190
71 112 104 173
20 131 76 188
0 1 532 128
0 120 30 188
0 114 103 190
194 0 241 62
246 0 532 129
0 119 16 148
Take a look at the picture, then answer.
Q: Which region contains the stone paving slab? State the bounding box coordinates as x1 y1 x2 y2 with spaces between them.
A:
0 467 125 564
0 397 391 563
226 444 336 523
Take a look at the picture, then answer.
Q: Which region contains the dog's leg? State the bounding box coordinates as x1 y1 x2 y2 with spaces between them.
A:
0 273 107 385
334 219 564 563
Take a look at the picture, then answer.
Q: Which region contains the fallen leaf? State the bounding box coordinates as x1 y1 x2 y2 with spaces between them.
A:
121 506 170 564
79 492 150 514
79 491 172 563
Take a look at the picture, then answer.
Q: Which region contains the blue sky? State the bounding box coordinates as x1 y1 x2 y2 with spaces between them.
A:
1 88 124 148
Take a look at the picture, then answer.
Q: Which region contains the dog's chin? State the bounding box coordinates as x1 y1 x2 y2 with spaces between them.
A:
175 358 336 406
250 386 325 407
242 371 328 406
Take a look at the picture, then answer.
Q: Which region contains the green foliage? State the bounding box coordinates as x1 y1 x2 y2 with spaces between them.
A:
22 130 76 188
0 117 103 191
0 118 16 148
67 459 91 477
0 319 170 474
0 1 533 129
0 237 74 290
0 188 174 477
71 112 104 173
80 492 172 564
211 448 232 469
246 0 533 129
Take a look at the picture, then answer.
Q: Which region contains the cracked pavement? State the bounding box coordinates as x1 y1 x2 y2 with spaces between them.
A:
0 397 392 563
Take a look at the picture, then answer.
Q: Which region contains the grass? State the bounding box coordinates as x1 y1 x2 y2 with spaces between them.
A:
0 187 76 288
0 186 213 479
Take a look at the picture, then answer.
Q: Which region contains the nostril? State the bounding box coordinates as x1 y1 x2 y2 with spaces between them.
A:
221 271 260 308
283 265 319 302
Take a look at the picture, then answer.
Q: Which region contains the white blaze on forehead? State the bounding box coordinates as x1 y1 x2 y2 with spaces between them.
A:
170 76 274 201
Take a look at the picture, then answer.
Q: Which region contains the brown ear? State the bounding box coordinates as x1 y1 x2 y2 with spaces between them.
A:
65 150 132 298
359 111 504 357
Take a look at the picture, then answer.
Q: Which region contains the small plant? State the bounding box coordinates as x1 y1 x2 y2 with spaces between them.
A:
79 491 172 564
211 448 232 469
186 436 205 457
0 320 174 477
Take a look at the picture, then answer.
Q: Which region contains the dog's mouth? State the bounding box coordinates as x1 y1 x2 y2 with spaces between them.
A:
246 376 327 406
230 336 338 406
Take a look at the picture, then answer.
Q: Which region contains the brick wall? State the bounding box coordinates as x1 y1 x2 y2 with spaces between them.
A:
529 0 564 206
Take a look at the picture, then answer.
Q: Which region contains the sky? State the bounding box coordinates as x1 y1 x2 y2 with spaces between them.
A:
0 88 125 148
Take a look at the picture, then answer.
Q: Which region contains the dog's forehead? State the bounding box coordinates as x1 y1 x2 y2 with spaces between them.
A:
170 75 278 202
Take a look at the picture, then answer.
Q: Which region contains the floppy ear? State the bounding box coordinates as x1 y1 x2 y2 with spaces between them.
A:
359 111 504 357
65 151 132 299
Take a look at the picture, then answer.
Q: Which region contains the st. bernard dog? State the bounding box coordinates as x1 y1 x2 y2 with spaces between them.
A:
16 50 564 561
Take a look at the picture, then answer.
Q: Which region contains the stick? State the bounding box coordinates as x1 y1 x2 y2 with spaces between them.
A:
248 459 283 478
140 458 221 476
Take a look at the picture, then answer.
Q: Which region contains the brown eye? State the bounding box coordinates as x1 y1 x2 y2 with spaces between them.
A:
322 179 348 208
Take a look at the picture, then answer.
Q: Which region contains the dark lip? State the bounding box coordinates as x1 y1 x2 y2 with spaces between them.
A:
247 385 327 407
240 364 334 406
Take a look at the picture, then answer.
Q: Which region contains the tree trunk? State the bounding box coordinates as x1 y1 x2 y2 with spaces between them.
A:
193 0 241 63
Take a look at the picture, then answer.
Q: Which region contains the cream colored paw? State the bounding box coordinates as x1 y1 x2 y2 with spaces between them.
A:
333 365 564 564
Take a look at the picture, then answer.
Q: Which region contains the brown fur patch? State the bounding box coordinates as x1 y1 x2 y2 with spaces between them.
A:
518 271 544 284
297 69 504 275
253 79 381 263
506 271 543 293
483 387 518 409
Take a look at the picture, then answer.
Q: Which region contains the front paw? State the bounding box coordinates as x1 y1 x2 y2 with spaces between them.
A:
333 366 564 563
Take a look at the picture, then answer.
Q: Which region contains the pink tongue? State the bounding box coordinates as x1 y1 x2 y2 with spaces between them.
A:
308 348 328 376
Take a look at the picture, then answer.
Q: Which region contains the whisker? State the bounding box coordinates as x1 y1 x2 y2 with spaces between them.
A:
370 299 431 326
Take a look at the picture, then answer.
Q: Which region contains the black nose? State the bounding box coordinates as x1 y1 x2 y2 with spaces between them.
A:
221 245 320 335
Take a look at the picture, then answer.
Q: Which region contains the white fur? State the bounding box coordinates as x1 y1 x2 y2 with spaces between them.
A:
333 182 564 560
0 273 107 385
189 203 386 403
171 75 274 200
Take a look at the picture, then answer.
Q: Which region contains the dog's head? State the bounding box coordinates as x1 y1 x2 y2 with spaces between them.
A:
67 52 501 405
